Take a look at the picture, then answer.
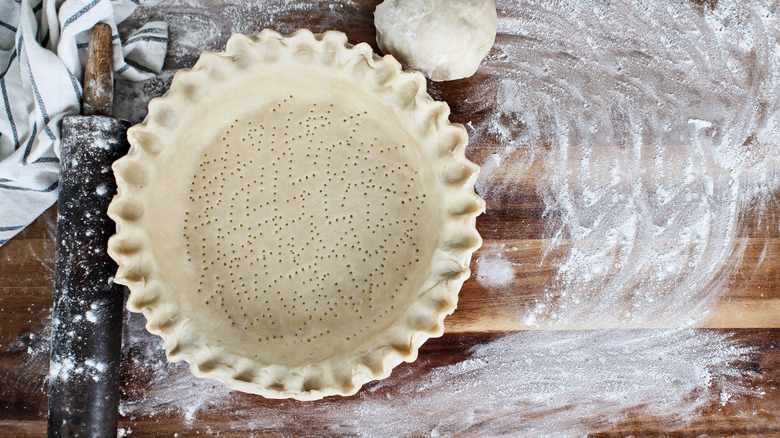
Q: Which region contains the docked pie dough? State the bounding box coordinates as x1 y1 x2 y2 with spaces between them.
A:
107 29 484 400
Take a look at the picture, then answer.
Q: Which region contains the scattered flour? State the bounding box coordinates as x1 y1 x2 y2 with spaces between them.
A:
118 312 762 436
475 244 516 288
2 0 776 436
95 183 108 196
470 0 780 329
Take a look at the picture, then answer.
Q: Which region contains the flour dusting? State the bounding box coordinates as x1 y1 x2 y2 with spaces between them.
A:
119 312 761 436
120 313 236 423
476 243 516 288
470 0 780 328
105 0 780 435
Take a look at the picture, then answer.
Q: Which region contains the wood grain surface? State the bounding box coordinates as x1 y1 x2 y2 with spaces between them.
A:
2 0 779 436
82 23 114 117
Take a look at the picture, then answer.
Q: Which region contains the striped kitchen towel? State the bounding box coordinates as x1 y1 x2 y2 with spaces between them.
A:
0 0 167 246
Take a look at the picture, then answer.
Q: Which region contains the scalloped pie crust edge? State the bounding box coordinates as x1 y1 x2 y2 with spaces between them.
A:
107 29 485 400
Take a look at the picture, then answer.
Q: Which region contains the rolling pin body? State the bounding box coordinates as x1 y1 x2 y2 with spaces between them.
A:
48 116 129 438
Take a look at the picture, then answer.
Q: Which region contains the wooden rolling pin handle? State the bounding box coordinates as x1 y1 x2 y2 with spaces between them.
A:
83 23 113 117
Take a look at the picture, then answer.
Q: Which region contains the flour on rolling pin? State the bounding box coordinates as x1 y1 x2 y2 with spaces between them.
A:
85 0 780 435
51 118 128 385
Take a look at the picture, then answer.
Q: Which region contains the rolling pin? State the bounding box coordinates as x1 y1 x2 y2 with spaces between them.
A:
48 23 130 438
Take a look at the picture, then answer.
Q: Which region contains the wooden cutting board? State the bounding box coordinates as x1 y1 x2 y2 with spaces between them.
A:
1 1 778 436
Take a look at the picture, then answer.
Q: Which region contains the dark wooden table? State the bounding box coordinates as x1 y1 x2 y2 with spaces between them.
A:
1 1 779 436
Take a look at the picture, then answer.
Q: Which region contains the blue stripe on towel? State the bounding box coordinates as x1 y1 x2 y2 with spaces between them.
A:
22 123 37 164
0 180 58 192
0 78 19 150
61 0 101 30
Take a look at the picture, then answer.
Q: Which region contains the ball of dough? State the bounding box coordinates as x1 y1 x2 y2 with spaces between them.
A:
374 0 497 82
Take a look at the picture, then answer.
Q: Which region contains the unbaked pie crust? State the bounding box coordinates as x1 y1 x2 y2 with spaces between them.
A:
107 29 484 400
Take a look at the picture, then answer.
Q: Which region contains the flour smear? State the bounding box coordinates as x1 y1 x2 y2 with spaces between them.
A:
118 312 760 437
2 0 773 436
472 0 780 330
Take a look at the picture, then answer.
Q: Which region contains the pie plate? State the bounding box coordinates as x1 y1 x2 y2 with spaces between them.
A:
107 29 484 400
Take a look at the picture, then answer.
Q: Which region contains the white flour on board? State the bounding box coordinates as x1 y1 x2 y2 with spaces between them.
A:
470 0 780 329
110 0 778 435
2 0 777 436
116 312 761 437
475 243 516 288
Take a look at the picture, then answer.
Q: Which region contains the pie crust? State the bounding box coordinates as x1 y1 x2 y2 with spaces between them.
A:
107 29 484 400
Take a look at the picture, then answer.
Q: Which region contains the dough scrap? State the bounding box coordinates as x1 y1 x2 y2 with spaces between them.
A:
107 30 484 400
374 0 497 81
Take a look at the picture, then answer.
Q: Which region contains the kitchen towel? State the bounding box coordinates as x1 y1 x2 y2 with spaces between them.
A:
0 0 167 246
